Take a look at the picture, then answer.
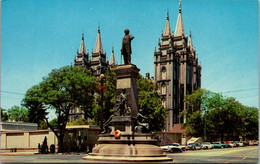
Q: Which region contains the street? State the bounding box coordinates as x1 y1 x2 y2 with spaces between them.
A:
1 146 258 163
168 146 259 163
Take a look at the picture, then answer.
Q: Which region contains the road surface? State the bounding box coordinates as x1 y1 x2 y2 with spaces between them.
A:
1 146 258 163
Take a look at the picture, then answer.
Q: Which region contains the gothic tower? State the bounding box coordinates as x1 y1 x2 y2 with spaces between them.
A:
154 0 201 132
91 26 108 77
74 33 91 69
110 47 116 66
154 11 180 132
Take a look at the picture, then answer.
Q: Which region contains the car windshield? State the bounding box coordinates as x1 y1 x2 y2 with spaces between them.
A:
201 143 208 145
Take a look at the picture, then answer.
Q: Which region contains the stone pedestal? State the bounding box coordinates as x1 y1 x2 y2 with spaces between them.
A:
114 64 139 118
82 64 172 162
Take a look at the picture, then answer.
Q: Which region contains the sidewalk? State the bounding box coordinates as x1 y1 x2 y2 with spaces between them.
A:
0 151 88 156
0 152 38 155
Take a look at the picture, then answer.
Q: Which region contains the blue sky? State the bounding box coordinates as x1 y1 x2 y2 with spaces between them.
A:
1 0 259 114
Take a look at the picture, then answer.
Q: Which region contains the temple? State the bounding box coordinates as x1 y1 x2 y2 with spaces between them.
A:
154 0 202 133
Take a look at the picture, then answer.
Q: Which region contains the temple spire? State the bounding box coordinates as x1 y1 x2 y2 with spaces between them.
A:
163 11 171 36
110 47 115 65
175 0 185 36
188 31 193 50
94 25 104 53
79 33 87 54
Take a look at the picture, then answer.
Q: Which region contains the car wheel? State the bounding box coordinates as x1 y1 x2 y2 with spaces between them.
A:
206 146 208 149
221 146 223 149
170 149 174 153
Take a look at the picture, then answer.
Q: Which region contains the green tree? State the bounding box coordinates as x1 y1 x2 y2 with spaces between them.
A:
22 85 48 127
22 66 97 152
92 66 117 126
182 88 259 142
103 67 117 121
6 105 29 122
239 106 258 140
67 118 88 126
38 120 48 130
1 108 9 121
137 74 167 132
49 118 59 129
181 89 221 139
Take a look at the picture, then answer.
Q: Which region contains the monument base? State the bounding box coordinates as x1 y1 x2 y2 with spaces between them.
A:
82 64 172 162
82 142 172 162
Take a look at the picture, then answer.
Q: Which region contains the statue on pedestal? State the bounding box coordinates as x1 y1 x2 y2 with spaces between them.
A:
121 29 134 65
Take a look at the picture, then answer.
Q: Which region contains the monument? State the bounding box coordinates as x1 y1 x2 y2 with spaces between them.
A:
82 29 172 162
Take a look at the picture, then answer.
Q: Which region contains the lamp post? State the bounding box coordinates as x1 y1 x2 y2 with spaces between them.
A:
99 74 106 132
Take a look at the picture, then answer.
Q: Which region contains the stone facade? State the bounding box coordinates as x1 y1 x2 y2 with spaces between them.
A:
74 27 108 77
154 2 201 132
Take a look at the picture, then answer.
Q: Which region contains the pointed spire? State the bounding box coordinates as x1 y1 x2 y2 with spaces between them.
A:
94 25 104 53
110 47 115 65
163 10 171 36
79 33 87 54
188 31 193 50
175 0 185 36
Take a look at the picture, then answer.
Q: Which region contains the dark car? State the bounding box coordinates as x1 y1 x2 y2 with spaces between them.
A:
187 143 201 150
179 143 188 151
243 141 249 146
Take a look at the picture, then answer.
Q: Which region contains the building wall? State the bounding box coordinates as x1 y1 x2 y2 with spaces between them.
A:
1 126 99 152
1 130 57 150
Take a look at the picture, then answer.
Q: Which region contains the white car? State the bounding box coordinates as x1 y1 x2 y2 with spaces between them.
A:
160 143 182 153
201 142 214 149
238 142 244 147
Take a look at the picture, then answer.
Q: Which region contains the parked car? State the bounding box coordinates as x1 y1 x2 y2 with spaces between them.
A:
238 142 244 147
242 141 249 146
212 142 226 148
179 143 188 151
225 141 235 148
249 140 258 146
234 141 244 147
160 143 182 153
221 141 228 148
201 142 214 149
233 141 240 147
187 143 196 150
187 143 201 150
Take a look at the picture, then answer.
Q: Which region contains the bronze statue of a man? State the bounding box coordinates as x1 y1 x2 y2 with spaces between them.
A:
121 29 134 65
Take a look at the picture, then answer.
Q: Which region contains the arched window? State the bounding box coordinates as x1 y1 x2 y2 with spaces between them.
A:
161 84 166 95
161 97 166 107
161 67 166 79
162 100 166 107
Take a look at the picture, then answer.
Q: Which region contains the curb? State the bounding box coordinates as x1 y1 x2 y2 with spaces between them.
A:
0 152 38 155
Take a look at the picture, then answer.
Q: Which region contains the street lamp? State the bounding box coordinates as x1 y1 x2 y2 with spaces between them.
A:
99 74 106 132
